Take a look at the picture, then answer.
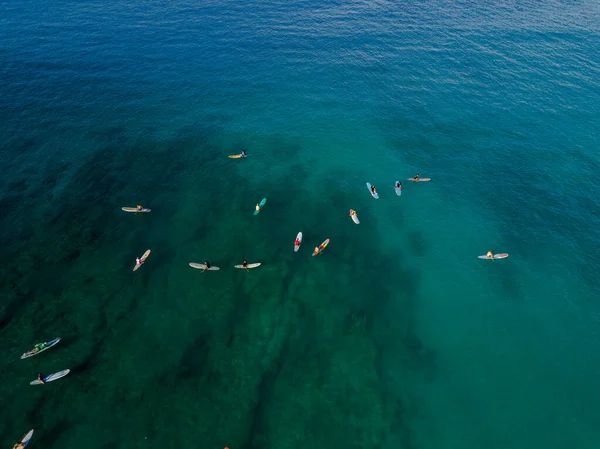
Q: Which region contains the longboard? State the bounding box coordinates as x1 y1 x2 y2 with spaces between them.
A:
122 207 151 213
30 369 70 385
313 238 330 256
229 154 252 159
189 263 220 271
15 429 34 448
350 212 360 224
21 338 61 360
366 183 379 199
478 253 509 260
294 232 303 252
254 198 267 215
407 177 430 182
234 263 261 269
133 249 151 271
394 181 402 196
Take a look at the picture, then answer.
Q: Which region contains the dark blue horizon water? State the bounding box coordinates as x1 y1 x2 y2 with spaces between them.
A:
2 1 600 448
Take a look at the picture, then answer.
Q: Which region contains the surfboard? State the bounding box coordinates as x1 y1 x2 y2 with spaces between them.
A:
478 253 509 260
133 249 151 271
21 338 61 359
122 207 151 213
366 183 379 199
394 181 402 196
189 263 220 271
294 232 303 252
16 429 34 448
350 212 360 224
254 198 267 215
234 263 261 269
312 238 330 256
30 369 70 385
229 154 252 159
407 177 431 182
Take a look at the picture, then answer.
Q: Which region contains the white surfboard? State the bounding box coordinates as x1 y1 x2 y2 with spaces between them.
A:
478 253 509 260
366 183 379 199
189 263 220 271
30 369 70 385
234 263 261 269
407 177 430 182
16 429 34 448
294 232 303 252
122 207 151 213
133 249 151 271
394 181 402 196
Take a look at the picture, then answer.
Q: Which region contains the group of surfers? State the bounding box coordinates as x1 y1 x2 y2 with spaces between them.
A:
368 175 421 196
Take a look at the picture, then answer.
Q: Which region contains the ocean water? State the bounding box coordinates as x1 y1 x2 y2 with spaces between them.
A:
1 0 600 448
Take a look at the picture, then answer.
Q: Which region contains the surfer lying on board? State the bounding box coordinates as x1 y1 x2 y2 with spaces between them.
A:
136 205 143 211
294 238 301 246
349 209 357 216
37 373 46 385
486 250 494 259
31 342 45 354
13 442 26 449
395 181 402 189
370 185 377 195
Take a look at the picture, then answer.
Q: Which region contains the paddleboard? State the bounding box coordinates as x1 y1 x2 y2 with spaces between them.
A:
234 263 261 269
394 181 402 196
21 338 61 360
478 253 509 260
254 198 267 215
15 429 34 448
228 154 252 159
407 177 431 182
366 183 379 199
122 207 151 213
312 238 330 256
30 369 70 385
294 232 303 252
133 249 151 271
350 212 360 224
189 263 220 271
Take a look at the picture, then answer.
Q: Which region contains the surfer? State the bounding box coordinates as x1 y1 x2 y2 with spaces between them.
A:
135 257 142 266
13 442 26 449
413 174 419 182
486 250 494 259
202 261 211 273
32 342 45 353
395 181 402 189
136 205 143 212
349 209 357 216
241 149 247 158
37 373 46 385
294 238 301 247
255 203 261 213
242 260 248 270
370 185 377 195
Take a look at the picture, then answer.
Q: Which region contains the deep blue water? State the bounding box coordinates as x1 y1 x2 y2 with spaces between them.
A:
2 1 600 448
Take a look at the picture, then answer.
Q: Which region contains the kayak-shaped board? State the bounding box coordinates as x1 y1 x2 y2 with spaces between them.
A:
313 238 330 256
30 369 70 385
478 253 509 260
254 198 267 215
366 183 379 199
122 207 151 213
394 181 402 196
21 338 61 360
234 263 262 269
407 177 431 182
189 263 220 271
15 429 34 448
229 154 252 159
294 232 303 252
133 249 151 271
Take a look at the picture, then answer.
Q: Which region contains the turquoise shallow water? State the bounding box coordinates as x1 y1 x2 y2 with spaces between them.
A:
2 1 600 448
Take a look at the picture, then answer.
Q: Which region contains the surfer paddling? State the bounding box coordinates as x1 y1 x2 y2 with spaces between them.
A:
37 373 46 385
349 209 357 217
486 250 494 260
